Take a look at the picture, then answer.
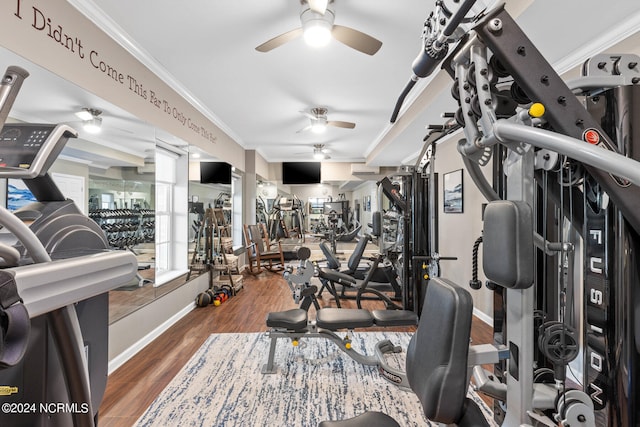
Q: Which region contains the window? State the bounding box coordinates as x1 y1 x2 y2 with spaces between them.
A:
155 148 188 284
232 173 243 250
155 152 174 277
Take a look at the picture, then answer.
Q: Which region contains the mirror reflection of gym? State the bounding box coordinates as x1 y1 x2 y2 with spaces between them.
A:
0 46 194 324
187 159 243 293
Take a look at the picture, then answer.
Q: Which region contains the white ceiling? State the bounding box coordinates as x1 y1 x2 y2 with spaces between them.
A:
4 0 640 172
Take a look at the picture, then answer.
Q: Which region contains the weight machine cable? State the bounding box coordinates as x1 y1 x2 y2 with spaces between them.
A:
542 169 548 329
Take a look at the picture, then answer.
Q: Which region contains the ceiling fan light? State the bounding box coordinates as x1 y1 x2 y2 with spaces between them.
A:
75 110 93 121
310 121 327 134
313 151 326 160
303 22 332 47
301 6 334 48
83 117 102 134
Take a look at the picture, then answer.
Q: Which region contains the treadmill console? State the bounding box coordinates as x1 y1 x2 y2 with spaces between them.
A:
0 123 77 179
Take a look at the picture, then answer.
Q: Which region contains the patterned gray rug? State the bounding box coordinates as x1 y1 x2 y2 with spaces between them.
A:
134 332 495 426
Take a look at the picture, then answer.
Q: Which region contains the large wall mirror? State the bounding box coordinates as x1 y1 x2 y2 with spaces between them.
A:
0 47 192 324
187 154 243 286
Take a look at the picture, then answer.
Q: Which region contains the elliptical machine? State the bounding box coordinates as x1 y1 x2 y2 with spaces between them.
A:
0 66 138 426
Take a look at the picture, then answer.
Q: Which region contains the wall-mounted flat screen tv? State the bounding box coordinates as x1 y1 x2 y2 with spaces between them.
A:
282 162 321 185
200 162 232 185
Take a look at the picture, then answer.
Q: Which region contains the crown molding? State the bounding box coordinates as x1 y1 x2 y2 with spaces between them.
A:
553 10 640 74
66 0 245 147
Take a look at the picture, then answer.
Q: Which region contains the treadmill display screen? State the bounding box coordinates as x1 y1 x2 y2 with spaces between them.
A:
0 126 52 169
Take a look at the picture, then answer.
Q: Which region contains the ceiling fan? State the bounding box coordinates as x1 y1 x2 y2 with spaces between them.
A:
74 107 103 134
312 143 330 160
297 107 356 134
255 0 382 55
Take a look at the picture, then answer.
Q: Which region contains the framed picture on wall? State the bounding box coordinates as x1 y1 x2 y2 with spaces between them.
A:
443 169 463 213
364 195 371 212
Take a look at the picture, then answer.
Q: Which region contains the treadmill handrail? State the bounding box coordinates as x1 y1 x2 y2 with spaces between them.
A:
7 251 137 318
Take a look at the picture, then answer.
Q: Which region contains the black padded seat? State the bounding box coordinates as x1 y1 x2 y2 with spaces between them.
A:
266 308 308 330
319 278 485 427
318 411 400 427
345 236 369 273
316 308 374 330
319 268 357 286
407 278 474 423
371 310 418 327
319 242 341 269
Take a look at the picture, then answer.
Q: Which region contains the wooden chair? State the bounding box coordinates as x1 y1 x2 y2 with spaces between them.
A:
213 208 231 237
243 224 285 274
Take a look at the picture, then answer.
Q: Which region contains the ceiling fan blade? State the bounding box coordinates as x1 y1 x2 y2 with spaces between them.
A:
299 110 316 120
308 0 328 14
331 25 382 56
255 28 303 52
327 120 356 129
296 125 312 133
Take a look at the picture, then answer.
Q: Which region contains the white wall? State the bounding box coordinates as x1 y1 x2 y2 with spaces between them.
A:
189 181 232 210
287 183 343 204
435 138 493 321
351 181 378 235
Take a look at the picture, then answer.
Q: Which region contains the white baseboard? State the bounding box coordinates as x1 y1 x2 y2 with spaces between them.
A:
473 307 493 326
108 302 195 374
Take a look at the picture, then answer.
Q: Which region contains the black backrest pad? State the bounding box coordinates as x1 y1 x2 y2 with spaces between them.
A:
319 242 340 270
406 277 473 424
482 200 534 289
371 211 382 237
347 236 368 272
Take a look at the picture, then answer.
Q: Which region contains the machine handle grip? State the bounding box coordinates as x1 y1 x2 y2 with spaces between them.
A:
0 66 29 131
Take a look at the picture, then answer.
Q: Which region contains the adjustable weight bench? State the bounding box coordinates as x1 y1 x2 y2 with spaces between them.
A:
263 246 418 387
262 306 418 388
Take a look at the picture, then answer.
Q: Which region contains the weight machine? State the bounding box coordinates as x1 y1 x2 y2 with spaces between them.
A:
375 129 461 314
410 123 461 314
386 0 640 425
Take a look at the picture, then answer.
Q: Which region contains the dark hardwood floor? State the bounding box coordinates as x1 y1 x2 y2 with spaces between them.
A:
99 269 494 426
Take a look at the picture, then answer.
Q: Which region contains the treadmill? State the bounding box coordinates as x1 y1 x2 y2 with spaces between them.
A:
0 66 138 426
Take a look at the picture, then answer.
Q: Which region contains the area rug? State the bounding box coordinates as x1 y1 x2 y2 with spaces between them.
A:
134 332 496 426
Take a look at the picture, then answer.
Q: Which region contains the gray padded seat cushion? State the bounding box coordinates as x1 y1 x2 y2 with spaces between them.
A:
266 308 308 330
318 411 400 427
371 309 418 327
318 268 357 285
316 308 374 330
